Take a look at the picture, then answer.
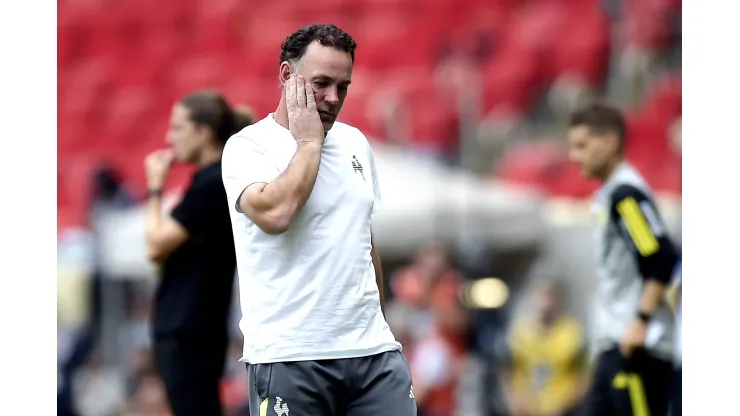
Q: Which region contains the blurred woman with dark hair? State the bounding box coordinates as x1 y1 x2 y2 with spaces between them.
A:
143 91 253 416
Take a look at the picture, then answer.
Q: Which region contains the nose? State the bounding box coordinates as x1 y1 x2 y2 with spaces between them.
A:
324 85 340 106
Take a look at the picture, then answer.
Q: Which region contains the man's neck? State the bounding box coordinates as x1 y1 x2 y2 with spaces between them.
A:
598 157 624 182
274 97 289 130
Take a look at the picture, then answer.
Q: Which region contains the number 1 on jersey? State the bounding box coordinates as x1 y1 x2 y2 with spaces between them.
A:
613 372 650 416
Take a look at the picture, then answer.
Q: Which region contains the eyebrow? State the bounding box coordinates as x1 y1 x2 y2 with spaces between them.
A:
315 75 351 85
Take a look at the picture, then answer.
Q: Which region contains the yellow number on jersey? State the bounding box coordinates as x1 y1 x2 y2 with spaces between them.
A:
613 372 650 416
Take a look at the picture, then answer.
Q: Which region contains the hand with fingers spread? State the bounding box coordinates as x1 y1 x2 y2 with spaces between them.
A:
285 74 324 146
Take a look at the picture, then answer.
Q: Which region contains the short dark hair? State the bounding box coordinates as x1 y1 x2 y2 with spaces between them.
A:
568 102 627 148
279 23 357 66
179 91 253 145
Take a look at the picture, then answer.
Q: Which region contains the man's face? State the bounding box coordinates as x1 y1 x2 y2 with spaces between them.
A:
283 41 353 132
166 104 205 163
567 125 618 179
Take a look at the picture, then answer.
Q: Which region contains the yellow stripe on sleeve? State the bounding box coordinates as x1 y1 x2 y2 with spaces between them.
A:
616 197 660 257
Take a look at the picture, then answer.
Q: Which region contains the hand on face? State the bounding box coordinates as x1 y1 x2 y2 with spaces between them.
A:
285 74 325 145
144 148 175 189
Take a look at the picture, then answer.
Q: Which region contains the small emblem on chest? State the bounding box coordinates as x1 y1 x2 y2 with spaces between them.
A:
351 155 366 181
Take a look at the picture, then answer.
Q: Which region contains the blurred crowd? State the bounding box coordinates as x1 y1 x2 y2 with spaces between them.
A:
58 0 681 415
59 228 593 416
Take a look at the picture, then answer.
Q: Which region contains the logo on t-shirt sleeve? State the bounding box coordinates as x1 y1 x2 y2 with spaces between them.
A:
351 155 366 181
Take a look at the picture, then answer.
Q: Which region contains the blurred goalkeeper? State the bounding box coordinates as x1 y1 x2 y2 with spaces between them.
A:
566 103 679 416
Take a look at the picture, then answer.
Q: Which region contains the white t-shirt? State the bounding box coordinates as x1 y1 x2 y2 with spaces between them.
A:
222 114 401 364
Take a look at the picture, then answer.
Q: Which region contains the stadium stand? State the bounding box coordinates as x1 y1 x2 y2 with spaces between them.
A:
59 0 681 233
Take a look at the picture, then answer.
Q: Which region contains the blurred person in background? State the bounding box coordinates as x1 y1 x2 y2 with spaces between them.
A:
233 105 256 130
220 338 250 416
91 165 136 210
222 24 415 416
58 317 94 416
59 165 136 416
392 242 465 339
121 373 171 416
384 302 416 355
118 291 154 393
567 103 679 416
72 350 126 416
409 278 470 416
144 91 253 416
501 281 587 416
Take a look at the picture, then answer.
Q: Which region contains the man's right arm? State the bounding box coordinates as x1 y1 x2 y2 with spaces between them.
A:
238 142 322 234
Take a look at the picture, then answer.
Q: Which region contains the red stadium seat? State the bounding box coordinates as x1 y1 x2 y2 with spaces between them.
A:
646 154 681 195
359 0 418 13
352 13 447 70
402 88 460 154
194 0 242 19
495 141 565 187
100 87 158 148
481 39 541 116
550 6 611 85
624 0 676 52
193 16 243 55
170 54 229 96
58 153 101 218
58 0 682 231
506 2 568 55
640 74 682 121
338 84 385 140
58 206 87 231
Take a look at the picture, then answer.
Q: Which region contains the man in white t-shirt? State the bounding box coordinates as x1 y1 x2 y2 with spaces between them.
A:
221 23 415 416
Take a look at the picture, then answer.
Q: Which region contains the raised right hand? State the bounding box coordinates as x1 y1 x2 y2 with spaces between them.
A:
285 74 324 146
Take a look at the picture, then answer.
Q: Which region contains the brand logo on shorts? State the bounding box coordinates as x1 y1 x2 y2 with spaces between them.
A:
409 385 415 399
274 397 289 416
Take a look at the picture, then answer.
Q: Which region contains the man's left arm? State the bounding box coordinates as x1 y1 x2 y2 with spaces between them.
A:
371 237 385 315
610 184 679 353
367 140 385 316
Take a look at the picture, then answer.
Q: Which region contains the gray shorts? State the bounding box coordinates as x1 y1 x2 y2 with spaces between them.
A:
247 350 417 416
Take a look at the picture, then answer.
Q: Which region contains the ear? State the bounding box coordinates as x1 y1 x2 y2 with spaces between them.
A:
194 124 212 144
279 62 292 88
607 132 622 154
